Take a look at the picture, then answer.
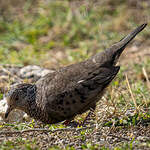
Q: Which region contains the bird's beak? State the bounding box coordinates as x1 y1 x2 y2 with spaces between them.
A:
5 106 13 119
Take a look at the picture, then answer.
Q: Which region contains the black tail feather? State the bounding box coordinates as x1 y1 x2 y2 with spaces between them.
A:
92 23 147 66
110 23 147 65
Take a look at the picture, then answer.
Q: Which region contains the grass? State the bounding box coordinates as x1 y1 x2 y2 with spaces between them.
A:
0 0 149 66
0 0 150 149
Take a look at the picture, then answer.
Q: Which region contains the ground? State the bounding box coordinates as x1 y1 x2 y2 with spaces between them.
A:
0 0 150 149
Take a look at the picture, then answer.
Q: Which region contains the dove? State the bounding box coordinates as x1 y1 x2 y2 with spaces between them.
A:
4 23 147 124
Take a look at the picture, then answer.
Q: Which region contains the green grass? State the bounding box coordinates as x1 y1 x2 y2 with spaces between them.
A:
0 0 149 66
0 138 39 150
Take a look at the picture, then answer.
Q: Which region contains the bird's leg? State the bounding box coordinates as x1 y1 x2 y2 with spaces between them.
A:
63 120 71 126
63 119 80 127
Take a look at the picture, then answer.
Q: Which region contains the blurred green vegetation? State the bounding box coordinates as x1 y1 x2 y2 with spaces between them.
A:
0 0 149 67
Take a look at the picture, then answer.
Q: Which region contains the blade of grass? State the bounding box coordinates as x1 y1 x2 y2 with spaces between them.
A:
125 74 138 112
142 67 150 90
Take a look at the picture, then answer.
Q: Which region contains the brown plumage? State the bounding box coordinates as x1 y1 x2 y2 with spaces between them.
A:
5 23 147 124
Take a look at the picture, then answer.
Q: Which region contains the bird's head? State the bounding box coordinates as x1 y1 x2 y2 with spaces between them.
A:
4 83 36 119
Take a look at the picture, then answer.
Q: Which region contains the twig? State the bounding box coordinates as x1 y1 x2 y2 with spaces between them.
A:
139 91 148 107
142 67 150 90
0 125 95 135
125 74 138 111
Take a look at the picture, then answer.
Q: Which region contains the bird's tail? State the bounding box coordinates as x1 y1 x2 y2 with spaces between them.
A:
92 23 147 66
108 23 147 65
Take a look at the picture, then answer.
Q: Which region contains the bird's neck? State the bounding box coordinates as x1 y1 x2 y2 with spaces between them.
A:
23 84 47 122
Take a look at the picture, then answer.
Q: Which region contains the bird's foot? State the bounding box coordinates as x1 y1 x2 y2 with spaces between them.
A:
63 120 71 126
63 119 90 128
63 120 80 127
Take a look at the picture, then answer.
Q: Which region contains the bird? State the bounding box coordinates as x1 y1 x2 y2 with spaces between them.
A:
4 23 147 125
